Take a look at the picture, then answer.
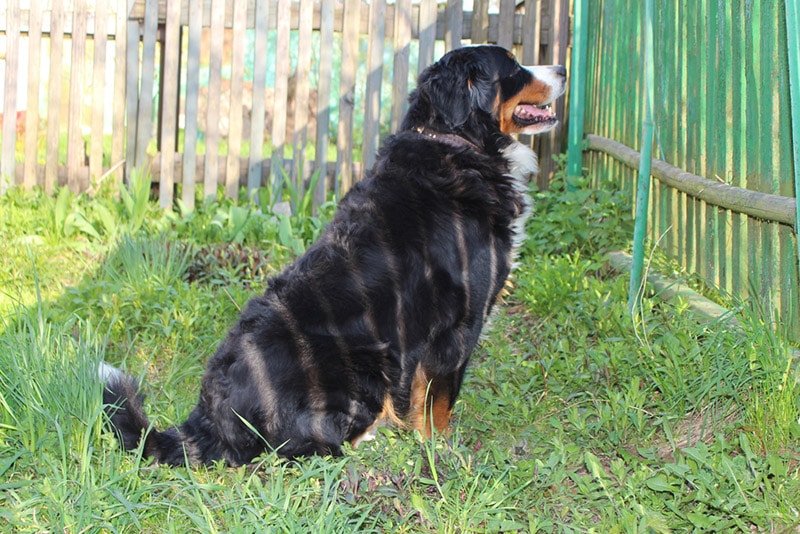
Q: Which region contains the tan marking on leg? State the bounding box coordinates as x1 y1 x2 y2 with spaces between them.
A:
408 364 453 438
429 397 453 437
349 395 406 448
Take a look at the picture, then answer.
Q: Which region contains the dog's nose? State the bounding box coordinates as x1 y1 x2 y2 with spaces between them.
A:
554 66 567 78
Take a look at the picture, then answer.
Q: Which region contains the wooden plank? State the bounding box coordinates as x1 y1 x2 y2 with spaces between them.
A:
391 0 411 132
723 6 741 295
699 0 713 286
742 0 757 303
225 0 247 200
694 1 707 278
715 4 731 293
663 2 678 257
1 0 20 190
471 0 489 44
417 0 437 71
609 0 624 194
134 0 158 173
182 0 203 210
583 0 598 138
23 0 42 189
66 0 89 191
445 0 463 51
110 0 127 190
680 0 694 271
271 0 291 189
203 0 225 198
362 0 385 171
521 0 541 64
158 0 181 208
650 172 660 246
764 0 781 320
497 0 515 50
336 0 361 193
537 0 569 186
292 0 314 188
651 4 665 247
89 1 108 188
597 1 613 156
780 224 800 336
125 0 140 181
314 0 335 207
776 0 799 335
45 0 64 193
247 0 269 195
676 0 688 268
653 5 675 249
757 0 777 321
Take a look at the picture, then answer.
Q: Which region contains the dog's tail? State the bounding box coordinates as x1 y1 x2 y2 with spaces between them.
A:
98 362 187 465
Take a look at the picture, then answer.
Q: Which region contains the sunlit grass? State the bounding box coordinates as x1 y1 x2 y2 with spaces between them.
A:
1 168 799 531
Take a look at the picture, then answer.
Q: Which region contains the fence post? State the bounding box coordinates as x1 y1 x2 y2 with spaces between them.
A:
566 0 588 184
786 0 800 282
628 0 655 314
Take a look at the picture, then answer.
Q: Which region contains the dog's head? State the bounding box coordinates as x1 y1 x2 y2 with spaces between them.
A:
402 45 567 143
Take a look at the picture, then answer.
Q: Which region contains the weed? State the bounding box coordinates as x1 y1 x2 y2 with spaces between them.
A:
524 154 633 259
119 168 154 234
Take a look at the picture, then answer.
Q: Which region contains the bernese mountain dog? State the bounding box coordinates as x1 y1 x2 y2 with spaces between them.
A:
100 45 566 465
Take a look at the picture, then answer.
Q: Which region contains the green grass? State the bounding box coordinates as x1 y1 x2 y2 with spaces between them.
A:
1 168 799 532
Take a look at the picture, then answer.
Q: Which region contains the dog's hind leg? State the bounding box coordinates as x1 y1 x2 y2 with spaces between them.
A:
408 364 463 438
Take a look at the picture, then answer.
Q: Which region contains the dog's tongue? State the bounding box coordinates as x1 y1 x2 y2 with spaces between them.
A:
514 104 552 120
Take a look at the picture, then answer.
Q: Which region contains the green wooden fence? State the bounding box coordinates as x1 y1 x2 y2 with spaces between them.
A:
576 0 799 339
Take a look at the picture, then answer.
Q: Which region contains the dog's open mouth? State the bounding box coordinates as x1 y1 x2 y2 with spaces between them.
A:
512 103 557 126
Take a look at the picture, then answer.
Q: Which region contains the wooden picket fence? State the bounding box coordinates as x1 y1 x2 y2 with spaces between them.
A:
0 0 571 210
1 0 129 196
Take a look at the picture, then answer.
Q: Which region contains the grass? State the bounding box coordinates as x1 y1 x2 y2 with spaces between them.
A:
1 167 799 532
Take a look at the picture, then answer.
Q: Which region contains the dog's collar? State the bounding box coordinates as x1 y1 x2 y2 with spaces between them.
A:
412 127 482 152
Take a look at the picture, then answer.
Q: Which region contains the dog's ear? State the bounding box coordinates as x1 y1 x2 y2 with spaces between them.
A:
414 54 495 129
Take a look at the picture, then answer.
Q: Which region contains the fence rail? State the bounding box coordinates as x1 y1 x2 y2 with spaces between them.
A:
587 134 797 227
0 0 571 209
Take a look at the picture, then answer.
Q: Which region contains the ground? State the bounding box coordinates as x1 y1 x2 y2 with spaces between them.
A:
0 174 798 532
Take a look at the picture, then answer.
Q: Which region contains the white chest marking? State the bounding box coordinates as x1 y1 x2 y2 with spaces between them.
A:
501 141 538 267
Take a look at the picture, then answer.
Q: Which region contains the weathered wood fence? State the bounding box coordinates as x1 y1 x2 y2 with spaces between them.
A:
1 0 129 196
577 0 800 339
0 0 571 209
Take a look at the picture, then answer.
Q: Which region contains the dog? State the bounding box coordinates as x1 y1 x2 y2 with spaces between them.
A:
100 45 566 465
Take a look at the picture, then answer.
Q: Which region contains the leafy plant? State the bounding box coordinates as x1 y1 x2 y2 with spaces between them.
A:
119 167 154 234
209 204 252 244
52 187 101 240
524 154 633 259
